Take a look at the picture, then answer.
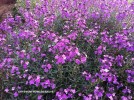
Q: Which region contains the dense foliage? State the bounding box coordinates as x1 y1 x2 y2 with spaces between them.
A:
0 0 134 99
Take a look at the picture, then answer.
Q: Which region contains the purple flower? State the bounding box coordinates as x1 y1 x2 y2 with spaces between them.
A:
67 31 77 40
95 45 106 55
44 79 50 85
41 79 55 89
17 50 26 58
80 56 87 64
47 64 52 69
115 55 124 67
121 96 128 100
14 92 18 97
56 91 68 100
29 79 35 85
82 71 91 81
56 88 76 100
11 66 19 74
37 95 43 100
4 88 9 93
51 83 56 89
106 93 115 100
23 61 29 69
55 55 66 64
35 76 41 86
75 59 81 65
83 94 93 100
94 86 104 98
116 12 126 21
122 87 131 94
43 64 52 72
83 30 90 37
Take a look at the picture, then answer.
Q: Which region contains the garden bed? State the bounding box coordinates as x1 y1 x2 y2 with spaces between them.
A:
0 0 134 100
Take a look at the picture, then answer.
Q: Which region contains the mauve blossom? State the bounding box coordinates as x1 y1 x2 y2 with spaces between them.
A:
83 94 93 100
12 87 15 91
23 61 29 69
56 87 76 100
43 64 52 72
121 96 128 100
116 12 126 21
94 86 104 98
17 51 25 58
14 92 18 97
82 71 91 81
95 45 106 55
75 59 81 65
37 95 43 100
29 79 35 85
11 66 19 74
115 55 124 67
67 31 77 40
122 87 131 94
55 55 66 64
106 93 115 100
4 88 9 93
51 83 56 89
35 76 41 86
80 56 87 64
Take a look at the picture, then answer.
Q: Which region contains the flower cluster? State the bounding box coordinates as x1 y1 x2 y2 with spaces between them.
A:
0 0 133 99
56 87 76 100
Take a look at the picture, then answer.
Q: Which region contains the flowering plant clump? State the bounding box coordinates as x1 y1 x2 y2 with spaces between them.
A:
0 0 134 99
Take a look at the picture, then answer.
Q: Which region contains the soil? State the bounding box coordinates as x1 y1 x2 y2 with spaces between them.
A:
0 0 16 21
0 4 15 21
0 0 16 4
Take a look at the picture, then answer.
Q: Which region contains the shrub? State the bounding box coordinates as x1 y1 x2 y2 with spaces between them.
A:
0 0 134 99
